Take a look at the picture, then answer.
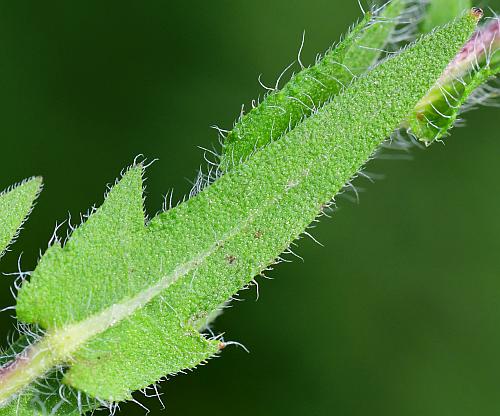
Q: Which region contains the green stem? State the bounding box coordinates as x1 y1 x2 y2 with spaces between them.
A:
0 337 55 405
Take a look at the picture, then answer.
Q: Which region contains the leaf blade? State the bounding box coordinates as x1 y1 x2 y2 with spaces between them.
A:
409 18 500 141
221 0 406 170
64 11 480 400
0 177 43 259
7 9 480 408
421 0 471 34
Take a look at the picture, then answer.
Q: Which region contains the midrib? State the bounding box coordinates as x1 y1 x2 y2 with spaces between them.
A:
0 243 216 405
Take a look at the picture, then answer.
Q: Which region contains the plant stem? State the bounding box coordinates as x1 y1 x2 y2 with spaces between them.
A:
0 337 55 406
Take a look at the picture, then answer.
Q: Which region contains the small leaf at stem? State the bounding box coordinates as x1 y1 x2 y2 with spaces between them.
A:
409 17 500 142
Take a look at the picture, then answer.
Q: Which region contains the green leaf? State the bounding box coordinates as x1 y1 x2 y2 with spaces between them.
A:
421 0 471 33
0 372 86 416
409 18 500 142
14 165 221 403
0 9 480 414
0 178 43 259
343 0 406 75
1 394 81 416
220 0 406 171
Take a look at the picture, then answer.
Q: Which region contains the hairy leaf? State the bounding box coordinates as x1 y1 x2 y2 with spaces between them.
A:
220 0 406 170
0 178 42 259
1 394 80 416
421 0 471 33
0 11 479 413
342 0 407 75
409 17 500 141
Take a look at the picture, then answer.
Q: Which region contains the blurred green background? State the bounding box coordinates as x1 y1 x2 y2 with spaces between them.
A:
1 1 499 415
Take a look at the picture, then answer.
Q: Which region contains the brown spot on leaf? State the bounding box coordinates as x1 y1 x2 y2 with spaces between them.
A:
471 7 483 20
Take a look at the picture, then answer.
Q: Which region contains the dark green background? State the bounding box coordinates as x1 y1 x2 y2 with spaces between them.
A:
0 1 499 415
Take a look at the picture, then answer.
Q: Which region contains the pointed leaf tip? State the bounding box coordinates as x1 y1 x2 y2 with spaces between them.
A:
0 176 43 258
